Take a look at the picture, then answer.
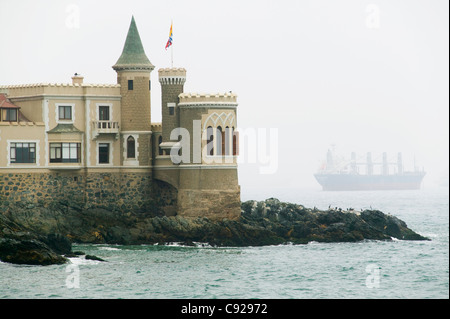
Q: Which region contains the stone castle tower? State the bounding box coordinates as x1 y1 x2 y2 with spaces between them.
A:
113 16 154 167
0 16 240 221
114 16 241 220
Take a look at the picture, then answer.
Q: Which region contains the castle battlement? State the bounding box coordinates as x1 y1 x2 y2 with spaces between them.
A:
0 83 120 89
178 92 238 107
158 68 187 77
158 68 187 85
151 122 162 132
0 82 121 100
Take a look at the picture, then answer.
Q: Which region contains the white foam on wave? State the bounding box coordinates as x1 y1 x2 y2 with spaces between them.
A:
98 246 121 251
68 256 101 265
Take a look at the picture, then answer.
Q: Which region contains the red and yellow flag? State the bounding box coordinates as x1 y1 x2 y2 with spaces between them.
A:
165 23 173 50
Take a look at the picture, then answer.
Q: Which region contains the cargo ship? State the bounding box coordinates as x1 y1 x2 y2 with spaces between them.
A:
314 149 426 191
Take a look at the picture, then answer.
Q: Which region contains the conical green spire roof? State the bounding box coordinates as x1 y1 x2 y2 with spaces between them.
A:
113 16 154 71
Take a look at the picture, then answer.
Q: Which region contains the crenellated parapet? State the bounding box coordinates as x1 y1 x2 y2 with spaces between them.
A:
178 92 238 108
158 68 187 85
0 83 121 100
0 83 121 89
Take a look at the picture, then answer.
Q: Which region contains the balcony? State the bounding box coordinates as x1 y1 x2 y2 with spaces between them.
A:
92 121 120 140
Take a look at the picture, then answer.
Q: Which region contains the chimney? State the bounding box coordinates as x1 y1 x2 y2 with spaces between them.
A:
71 73 84 85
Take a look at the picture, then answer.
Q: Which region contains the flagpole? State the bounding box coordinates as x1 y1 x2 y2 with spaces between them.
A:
171 20 173 68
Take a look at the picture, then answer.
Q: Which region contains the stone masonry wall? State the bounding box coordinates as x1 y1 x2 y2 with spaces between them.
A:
117 73 152 132
177 188 241 221
161 84 183 142
0 171 177 215
137 134 152 166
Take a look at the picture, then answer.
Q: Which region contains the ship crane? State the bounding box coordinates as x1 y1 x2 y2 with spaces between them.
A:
323 151 409 176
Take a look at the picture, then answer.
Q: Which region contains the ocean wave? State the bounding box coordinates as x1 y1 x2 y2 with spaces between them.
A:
156 242 214 248
421 233 439 239
98 246 121 251
68 256 102 265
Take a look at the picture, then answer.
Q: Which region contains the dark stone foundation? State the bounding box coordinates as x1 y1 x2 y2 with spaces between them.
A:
0 170 177 215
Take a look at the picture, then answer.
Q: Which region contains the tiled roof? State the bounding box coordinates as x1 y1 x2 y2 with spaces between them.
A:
0 94 20 109
112 16 154 71
47 124 83 134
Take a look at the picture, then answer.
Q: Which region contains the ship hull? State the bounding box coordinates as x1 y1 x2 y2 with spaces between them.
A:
314 173 425 191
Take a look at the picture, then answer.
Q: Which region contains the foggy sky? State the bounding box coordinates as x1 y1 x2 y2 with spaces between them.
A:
0 0 448 201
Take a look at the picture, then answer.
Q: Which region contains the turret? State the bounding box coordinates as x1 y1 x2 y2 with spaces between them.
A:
158 68 186 142
113 16 154 166
113 16 154 132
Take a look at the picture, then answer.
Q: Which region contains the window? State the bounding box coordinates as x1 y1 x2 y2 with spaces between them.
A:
127 136 135 158
168 102 175 116
233 128 239 156
128 80 134 90
207 126 214 156
10 142 36 163
58 105 72 120
50 143 80 163
149 80 151 90
99 143 110 164
2 109 18 122
99 106 110 121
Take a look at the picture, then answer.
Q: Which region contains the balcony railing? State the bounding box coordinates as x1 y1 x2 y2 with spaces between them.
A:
92 121 120 140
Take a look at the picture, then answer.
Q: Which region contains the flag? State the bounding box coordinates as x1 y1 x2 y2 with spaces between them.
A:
165 22 173 50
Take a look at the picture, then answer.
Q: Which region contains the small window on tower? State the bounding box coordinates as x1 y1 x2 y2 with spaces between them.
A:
128 80 134 90
149 80 151 90
168 102 175 116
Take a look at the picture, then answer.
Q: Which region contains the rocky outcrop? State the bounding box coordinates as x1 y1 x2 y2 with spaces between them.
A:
0 198 428 264
0 238 67 265
0 209 72 265
240 198 428 243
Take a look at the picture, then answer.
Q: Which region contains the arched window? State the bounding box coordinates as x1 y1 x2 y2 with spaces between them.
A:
207 126 214 156
158 135 163 155
127 136 135 158
233 127 238 156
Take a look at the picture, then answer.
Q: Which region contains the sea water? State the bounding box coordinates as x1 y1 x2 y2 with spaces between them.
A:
0 187 448 299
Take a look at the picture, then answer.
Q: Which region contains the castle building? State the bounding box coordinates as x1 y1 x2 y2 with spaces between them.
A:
0 17 240 220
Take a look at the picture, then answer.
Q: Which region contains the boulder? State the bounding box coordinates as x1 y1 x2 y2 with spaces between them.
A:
41 233 72 255
85 255 106 262
0 238 67 265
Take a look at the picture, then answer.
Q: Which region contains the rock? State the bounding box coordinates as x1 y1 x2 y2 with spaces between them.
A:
0 198 428 249
41 233 72 255
85 255 106 262
360 210 429 241
0 238 67 265
239 199 427 244
65 251 85 257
